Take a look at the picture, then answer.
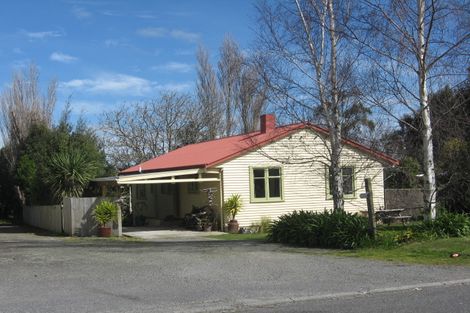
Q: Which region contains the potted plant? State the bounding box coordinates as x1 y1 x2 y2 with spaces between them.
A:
94 200 119 237
224 194 242 233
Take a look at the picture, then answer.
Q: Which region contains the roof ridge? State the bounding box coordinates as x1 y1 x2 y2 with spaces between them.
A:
120 121 398 175
174 124 301 150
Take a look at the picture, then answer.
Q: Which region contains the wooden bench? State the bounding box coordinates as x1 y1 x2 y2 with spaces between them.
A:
381 215 412 225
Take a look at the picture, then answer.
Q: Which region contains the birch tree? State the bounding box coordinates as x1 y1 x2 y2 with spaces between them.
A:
356 0 470 219
256 0 362 211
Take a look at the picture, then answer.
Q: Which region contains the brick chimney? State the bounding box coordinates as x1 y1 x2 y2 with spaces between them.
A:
260 114 276 133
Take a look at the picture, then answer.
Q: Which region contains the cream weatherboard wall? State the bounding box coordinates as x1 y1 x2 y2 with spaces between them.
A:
219 129 386 227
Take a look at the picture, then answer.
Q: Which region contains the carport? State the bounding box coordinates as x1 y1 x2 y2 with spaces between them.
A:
117 168 224 230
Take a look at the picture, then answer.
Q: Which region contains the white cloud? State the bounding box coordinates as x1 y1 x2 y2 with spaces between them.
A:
102 10 122 17
60 72 193 96
136 27 200 43
50 52 78 63
175 49 194 56
23 30 64 39
11 59 32 69
69 100 110 115
103 38 133 49
154 82 194 92
136 27 166 37
152 62 193 73
104 39 120 47
135 13 157 19
60 73 153 96
169 30 200 42
165 11 194 17
72 6 92 19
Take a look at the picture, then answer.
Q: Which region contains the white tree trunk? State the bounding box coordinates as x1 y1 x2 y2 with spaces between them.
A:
418 0 437 219
327 0 344 212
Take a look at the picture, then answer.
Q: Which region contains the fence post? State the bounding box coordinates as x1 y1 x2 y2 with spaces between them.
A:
365 178 376 239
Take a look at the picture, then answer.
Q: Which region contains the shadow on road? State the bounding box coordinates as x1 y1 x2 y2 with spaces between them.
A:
0 223 64 237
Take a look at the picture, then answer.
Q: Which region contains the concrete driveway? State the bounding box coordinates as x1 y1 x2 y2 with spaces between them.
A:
1 224 470 313
122 226 225 241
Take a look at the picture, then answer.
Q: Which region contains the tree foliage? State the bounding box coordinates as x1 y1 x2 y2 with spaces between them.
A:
356 0 470 219
255 0 368 211
384 80 470 213
0 105 109 209
47 149 98 200
0 64 56 170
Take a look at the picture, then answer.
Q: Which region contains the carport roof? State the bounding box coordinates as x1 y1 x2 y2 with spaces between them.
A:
120 121 398 175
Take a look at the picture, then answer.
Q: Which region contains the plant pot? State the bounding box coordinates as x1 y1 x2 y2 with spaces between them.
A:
203 224 212 232
98 226 112 237
227 220 239 234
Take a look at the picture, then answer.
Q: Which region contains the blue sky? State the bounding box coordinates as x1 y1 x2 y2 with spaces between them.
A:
0 0 257 123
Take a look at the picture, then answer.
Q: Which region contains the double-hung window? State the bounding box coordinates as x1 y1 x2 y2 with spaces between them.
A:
328 166 355 197
250 167 283 202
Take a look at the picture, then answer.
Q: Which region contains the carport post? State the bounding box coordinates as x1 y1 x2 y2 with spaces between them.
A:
219 170 224 232
129 185 135 226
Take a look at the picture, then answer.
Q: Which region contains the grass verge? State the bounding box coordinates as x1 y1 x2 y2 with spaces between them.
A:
337 236 470 266
0 219 12 225
212 233 268 241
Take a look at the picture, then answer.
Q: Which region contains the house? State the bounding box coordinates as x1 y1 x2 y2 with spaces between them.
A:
118 114 398 228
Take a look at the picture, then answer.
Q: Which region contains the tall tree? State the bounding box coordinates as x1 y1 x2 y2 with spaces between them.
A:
238 59 268 133
382 80 470 212
218 36 243 136
357 0 470 219
196 46 222 140
0 64 56 170
256 0 363 212
101 91 199 169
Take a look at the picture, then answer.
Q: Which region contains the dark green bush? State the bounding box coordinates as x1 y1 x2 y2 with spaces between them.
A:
414 211 470 238
268 210 369 249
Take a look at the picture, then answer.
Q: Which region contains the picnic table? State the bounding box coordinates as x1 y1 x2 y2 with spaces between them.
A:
375 209 412 225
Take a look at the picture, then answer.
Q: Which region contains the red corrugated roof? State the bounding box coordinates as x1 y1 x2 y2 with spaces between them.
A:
120 123 398 175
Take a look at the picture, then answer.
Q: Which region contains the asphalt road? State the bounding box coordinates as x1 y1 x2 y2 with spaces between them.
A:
1 225 470 313
235 283 470 313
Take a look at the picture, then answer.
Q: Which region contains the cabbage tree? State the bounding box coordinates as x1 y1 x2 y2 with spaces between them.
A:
47 149 96 201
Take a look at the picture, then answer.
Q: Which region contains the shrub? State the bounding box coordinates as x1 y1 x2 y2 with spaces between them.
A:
259 217 272 234
414 211 470 238
268 210 369 249
94 200 119 227
373 228 416 248
223 194 242 221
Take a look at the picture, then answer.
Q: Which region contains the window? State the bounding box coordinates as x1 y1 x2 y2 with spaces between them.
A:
187 182 199 193
328 166 355 196
250 167 283 202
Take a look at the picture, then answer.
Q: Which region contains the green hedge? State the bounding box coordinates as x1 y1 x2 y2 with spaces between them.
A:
268 210 369 249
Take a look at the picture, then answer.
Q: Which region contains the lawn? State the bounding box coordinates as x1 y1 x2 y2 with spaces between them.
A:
212 233 268 241
338 233 470 266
